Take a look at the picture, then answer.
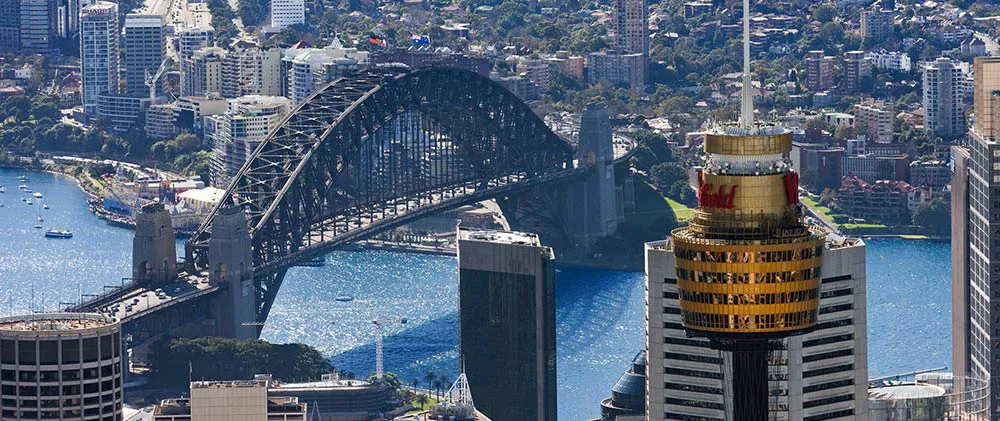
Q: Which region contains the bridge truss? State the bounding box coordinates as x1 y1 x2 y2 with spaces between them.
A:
186 67 579 325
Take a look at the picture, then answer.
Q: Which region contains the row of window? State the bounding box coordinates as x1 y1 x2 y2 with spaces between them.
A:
677 268 821 285
0 334 120 365
674 246 822 265
1 403 119 419
1 391 121 409
803 363 854 379
1 378 120 397
680 310 816 331
679 289 818 306
1 364 120 383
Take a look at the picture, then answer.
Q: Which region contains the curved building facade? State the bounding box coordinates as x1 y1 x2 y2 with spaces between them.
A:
0 313 123 421
599 351 645 420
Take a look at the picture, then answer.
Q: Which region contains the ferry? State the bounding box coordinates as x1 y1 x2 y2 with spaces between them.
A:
335 295 354 302
32 192 42 198
44 229 73 239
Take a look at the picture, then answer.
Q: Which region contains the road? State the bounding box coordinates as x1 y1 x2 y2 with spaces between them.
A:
95 273 213 322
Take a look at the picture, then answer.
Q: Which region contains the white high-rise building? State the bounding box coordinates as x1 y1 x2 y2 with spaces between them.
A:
923 57 966 139
80 1 119 115
646 236 869 421
124 13 167 97
281 42 369 104
207 95 291 187
270 0 304 31
182 46 226 97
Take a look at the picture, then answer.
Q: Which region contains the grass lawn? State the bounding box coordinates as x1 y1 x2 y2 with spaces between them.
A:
665 197 693 223
800 197 836 224
405 396 439 414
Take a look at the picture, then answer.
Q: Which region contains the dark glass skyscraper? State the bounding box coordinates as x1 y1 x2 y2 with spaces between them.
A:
457 228 556 421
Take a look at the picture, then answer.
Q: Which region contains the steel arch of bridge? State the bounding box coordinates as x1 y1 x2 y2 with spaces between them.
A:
186 67 581 323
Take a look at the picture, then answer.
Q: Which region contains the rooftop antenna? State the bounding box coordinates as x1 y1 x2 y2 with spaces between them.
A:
740 0 754 129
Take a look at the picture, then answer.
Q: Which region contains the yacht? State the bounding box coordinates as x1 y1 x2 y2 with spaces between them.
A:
32 192 42 198
0 185 5 193
335 295 354 302
25 199 32 205
23 188 32 193
44 229 72 239
42 203 49 209
17 185 27 190
34 224 42 229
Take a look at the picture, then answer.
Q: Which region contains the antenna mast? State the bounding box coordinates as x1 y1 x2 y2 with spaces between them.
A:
740 0 754 128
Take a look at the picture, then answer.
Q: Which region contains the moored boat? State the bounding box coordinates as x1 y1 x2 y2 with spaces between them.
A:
44 229 73 238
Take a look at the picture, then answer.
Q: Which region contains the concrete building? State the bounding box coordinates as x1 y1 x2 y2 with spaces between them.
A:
824 112 855 128
843 51 870 94
973 57 1000 139
123 14 166 97
841 153 910 183
853 99 893 144
923 57 966 138
0 313 123 421
177 27 214 61
19 0 57 53
182 47 226 97
457 228 556 421
80 1 118 115
519 59 550 93
544 52 585 81
866 50 911 72
281 43 369 104
868 383 947 420
270 0 304 31
837 177 912 224
222 43 283 98
587 52 646 90
173 96 228 133
153 380 307 421
268 375 395 421
133 202 177 284
0 0 20 51
645 235 869 421
791 141 845 190
861 9 892 41
96 93 154 132
805 50 834 92
145 103 179 140
207 95 291 187
909 160 949 188
613 0 647 56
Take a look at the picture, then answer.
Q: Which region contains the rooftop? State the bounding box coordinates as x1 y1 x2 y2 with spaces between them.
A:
271 378 379 391
458 228 542 247
191 380 269 389
0 313 115 333
869 383 947 400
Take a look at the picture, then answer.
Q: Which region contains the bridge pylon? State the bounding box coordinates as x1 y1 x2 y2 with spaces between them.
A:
208 205 257 339
563 104 622 253
133 203 178 284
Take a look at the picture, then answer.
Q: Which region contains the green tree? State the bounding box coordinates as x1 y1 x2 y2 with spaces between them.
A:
650 163 687 190
912 197 950 235
812 3 837 23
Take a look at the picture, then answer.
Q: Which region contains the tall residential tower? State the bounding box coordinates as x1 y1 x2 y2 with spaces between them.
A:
80 1 118 114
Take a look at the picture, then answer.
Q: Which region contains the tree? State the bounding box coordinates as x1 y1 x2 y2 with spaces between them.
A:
650 162 687 190
668 180 696 206
423 370 436 390
812 3 837 23
912 197 950 235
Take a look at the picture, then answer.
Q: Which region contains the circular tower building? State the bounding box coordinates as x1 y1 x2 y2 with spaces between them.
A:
0 313 123 421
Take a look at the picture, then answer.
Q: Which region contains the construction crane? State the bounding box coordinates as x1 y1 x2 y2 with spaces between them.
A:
372 317 407 379
145 58 171 102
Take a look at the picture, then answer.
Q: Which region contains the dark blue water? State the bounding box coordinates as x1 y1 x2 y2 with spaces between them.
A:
0 168 954 420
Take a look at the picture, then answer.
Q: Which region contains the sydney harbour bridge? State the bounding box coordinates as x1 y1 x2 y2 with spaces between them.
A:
70 66 632 346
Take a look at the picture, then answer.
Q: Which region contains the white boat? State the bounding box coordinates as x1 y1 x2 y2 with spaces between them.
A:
335 295 354 302
42 204 48 209
17 185 27 190
44 229 72 238
34 224 42 229
37 215 43 222
0 186 5 193
23 189 32 193
25 199 32 205
32 192 42 198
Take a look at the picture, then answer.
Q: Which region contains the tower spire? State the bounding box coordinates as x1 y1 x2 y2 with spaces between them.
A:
740 0 754 128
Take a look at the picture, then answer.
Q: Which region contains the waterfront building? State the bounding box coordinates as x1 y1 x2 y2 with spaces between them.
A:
96 93 153 132
270 0 304 31
587 52 646 90
837 176 911 224
19 0 57 53
841 153 910 183
861 8 892 41
0 0 19 51
123 14 166 97
457 228 556 421
182 47 227 97
853 99 893 144
0 313 123 421
805 50 834 92
268 374 395 420
923 57 966 139
595 351 645 421
80 1 118 115
207 95 291 187
843 51 870 94
646 2 868 418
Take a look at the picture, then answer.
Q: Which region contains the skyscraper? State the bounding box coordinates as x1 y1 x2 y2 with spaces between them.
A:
457 228 556 421
923 57 966 138
613 0 646 56
19 0 57 53
805 50 834 92
645 0 867 419
951 57 1000 419
270 0 304 31
80 1 118 115
860 8 891 41
843 50 870 94
123 13 167 97
0 0 19 51
182 46 226 97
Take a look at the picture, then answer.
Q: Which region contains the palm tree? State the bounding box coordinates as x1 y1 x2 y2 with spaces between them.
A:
438 374 451 397
411 378 419 389
415 393 429 409
423 370 436 391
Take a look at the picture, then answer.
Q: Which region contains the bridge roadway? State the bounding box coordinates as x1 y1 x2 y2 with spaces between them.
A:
69 130 636 337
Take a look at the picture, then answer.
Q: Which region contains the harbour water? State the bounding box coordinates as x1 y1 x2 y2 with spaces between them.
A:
0 168 953 420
